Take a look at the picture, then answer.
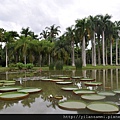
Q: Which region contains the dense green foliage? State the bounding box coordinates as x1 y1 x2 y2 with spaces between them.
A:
0 14 120 68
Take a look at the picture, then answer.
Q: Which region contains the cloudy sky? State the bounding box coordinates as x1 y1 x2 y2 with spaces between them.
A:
0 0 120 36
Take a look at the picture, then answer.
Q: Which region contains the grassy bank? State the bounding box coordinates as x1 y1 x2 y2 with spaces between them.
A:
0 64 120 72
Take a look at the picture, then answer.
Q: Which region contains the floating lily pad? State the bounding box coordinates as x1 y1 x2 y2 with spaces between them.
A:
0 91 29 101
4 80 16 83
0 83 3 86
41 78 53 81
87 102 119 113
113 89 120 94
71 76 82 79
84 82 102 86
56 81 72 85
0 80 7 83
3 82 15 86
17 87 42 94
97 91 116 96
54 95 63 100
80 78 95 82
61 86 78 91
0 86 22 92
81 94 106 100
58 100 86 110
73 89 96 95
58 76 70 79
50 79 64 82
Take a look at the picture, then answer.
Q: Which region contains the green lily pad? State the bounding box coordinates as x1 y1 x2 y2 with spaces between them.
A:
73 89 96 95
58 76 70 79
3 82 15 86
113 89 120 94
0 91 29 101
56 81 73 85
97 91 116 96
87 102 119 113
0 80 7 83
84 82 102 86
4 80 16 83
17 87 42 94
41 78 53 81
0 86 22 92
0 83 3 86
61 86 78 91
50 79 64 82
54 95 63 100
81 94 106 100
80 78 95 81
71 76 82 79
58 100 86 110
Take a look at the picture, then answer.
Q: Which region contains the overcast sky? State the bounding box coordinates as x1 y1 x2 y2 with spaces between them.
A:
0 0 120 37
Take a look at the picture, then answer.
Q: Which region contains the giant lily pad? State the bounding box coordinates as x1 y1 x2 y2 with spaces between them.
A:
113 89 120 94
50 79 64 82
41 78 53 81
0 91 29 101
73 89 96 95
84 82 102 86
58 76 70 79
3 82 15 86
80 78 95 82
81 94 106 101
58 100 86 110
61 86 78 91
54 95 63 100
87 102 119 113
56 81 72 85
4 80 16 83
0 83 3 86
97 91 116 96
17 87 42 94
0 86 22 92
71 76 82 79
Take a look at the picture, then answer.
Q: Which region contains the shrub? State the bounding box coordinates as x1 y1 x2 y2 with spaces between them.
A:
55 60 63 70
9 63 16 71
75 58 82 70
49 62 54 70
26 63 34 70
16 62 25 70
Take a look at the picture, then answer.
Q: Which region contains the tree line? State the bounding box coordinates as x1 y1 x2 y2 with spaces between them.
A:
0 14 120 67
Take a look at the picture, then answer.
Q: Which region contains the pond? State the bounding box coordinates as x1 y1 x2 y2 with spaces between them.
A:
0 69 120 114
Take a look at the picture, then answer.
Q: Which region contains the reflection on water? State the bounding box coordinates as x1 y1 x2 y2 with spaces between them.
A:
0 69 120 114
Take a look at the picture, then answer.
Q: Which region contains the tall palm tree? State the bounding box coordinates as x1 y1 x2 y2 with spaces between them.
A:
96 14 112 66
14 36 32 65
75 18 89 67
45 24 61 42
40 30 49 40
66 25 75 66
20 27 32 37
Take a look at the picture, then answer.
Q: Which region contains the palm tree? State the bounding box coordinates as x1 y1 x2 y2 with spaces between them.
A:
96 14 112 66
40 30 49 39
75 18 89 67
45 24 61 42
66 25 75 66
20 27 32 37
14 36 33 65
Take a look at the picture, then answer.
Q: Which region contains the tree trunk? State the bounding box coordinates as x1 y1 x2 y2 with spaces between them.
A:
82 36 86 67
91 38 94 66
93 31 96 66
71 40 75 66
105 40 108 65
48 53 51 66
24 55 26 65
116 39 118 65
102 31 105 66
5 45 8 67
97 36 101 65
110 39 112 65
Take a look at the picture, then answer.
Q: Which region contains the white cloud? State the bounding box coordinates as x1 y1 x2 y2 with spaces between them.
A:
0 0 120 36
